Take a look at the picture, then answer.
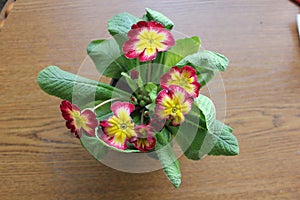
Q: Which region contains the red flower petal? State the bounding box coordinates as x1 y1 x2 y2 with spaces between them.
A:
147 21 164 28
81 109 98 136
160 73 171 89
160 66 201 98
132 124 156 152
138 48 158 62
98 128 128 150
111 101 135 116
133 136 156 152
123 21 175 62
182 65 196 77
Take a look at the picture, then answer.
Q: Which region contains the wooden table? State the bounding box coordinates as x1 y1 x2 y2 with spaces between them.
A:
1 0 299 199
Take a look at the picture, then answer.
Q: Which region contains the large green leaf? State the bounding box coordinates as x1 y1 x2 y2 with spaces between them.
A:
37 66 131 103
164 36 201 67
87 39 127 79
207 120 239 156
81 129 140 160
80 132 108 161
155 129 181 188
177 50 229 86
108 12 139 45
144 8 174 30
168 94 239 160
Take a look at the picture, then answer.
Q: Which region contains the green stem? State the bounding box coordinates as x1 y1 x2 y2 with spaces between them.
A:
159 52 165 65
147 61 152 82
92 98 120 111
141 108 145 124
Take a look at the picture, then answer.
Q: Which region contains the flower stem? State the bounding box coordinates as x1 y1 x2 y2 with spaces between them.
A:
141 108 145 124
147 61 152 82
136 58 140 68
159 52 165 65
92 98 120 111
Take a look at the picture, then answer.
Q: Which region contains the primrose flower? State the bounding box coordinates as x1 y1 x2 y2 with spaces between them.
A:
100 101 137 150
60 100 98 138
155 85 193 126
123 21 175 62
160 66 200 98
132 124 156 152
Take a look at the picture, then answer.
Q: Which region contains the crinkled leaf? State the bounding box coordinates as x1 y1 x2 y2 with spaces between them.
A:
145 8 174 30
80 132 108 161
108 12 139 46
155 129 181 188
164 36 201 67
177 50 229 86
177 50 229 71
108 12 139 36
168 94 239 160
81 129 140 156
87 40 127 79
37 66 130 104
208 121 239 156
194 94 216 128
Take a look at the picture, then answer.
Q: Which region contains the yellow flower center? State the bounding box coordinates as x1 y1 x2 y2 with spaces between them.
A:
169 73 194 94
71 110 88 130
106 109 136 145
172 107 178 113
137 138 150 149
120 123 127 130
135 29 166 56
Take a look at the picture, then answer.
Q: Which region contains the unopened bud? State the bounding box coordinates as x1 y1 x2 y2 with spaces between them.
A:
130 70 139 80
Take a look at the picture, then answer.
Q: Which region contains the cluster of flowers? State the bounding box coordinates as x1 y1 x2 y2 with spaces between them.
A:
59 20 201 152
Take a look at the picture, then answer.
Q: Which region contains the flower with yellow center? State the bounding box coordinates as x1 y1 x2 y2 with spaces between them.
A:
60 100 98 138
132 124 156 152
100 101 137 150
155 86 193 126
123 21 175 62
160 66 201 98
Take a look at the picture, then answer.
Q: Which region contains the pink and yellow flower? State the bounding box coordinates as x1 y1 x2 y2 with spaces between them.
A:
132 124 156 152
155 85 193 126
123 21 175 62
160 66 200 98
99 101 137 150
60 100 98 138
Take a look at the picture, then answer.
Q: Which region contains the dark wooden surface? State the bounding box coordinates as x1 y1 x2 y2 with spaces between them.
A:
0 0 300 199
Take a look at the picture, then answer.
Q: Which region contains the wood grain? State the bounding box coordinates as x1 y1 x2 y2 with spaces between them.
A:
0 0 300 199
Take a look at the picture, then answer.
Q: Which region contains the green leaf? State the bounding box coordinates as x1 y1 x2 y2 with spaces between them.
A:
194 95 216 128
178 50 229 71
155 129 181 188
145 82 158 102
177 50 229 86
168 94 239 160
145 8 174 30
121 72 138 92
164 36 201 67
108 12 139 45
207 120 239 156
108 12 139 36
37 66 131 104
87 39 127 79
80 132 108 161
80 129 140 160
